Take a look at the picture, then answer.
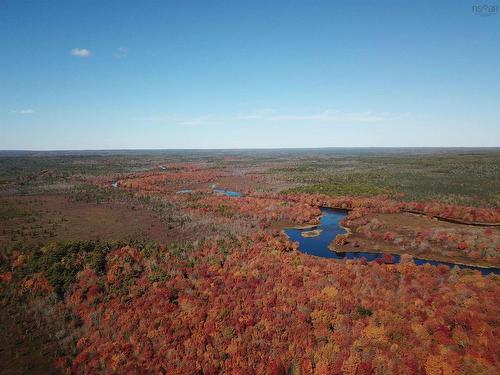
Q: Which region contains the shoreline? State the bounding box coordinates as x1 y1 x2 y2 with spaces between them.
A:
328 209 499 270
320 205 500 227
279 213 323 230
329 238 500 270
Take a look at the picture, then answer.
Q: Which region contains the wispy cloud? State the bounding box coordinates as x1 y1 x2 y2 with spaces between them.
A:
139 109 405 126
113 47 128 59
237 109 402 123
71 48 92 57
139 115 215 126
178 118 206 126
10 109 34 115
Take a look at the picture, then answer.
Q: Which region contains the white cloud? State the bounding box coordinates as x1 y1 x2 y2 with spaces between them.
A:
10 109 34 115
71 48 92 57
113 47 129 59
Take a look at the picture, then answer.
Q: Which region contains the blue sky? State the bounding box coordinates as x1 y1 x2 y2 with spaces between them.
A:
1 0 499 149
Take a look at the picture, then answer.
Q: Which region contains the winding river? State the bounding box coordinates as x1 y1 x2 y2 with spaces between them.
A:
176 188 242 197
284 208 500 276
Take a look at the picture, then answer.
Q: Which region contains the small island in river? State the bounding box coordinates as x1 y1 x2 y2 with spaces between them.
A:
301 229 322 237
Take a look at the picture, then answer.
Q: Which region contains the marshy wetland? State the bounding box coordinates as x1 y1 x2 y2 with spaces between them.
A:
1 148 499 373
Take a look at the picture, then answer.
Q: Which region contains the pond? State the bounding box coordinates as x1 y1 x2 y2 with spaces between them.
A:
284 208 500 276
213 188 242 197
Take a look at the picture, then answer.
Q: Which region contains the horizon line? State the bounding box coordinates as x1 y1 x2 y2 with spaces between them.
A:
1 146 500 153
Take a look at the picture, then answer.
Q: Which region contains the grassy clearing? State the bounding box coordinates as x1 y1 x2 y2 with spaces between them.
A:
278 151 500 206
287 181 389 197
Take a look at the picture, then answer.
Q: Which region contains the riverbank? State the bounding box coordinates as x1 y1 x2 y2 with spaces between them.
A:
328 217 497 269
329 242 500 271
283 208 500 274
334 210 500 269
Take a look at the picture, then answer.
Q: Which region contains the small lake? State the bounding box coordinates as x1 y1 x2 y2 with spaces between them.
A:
284 208 500 276
213 188 242 197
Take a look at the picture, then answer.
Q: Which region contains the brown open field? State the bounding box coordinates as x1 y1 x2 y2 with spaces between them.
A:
0 195 179 249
